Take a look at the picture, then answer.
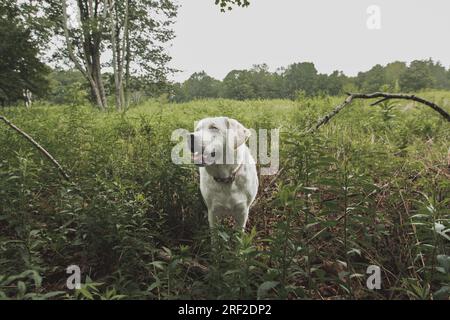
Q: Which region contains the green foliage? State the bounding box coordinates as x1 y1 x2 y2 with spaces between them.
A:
377 100 397 124
0 93 449 299
121 0 178 83
283 62 320 98
400 60 436 92
47 70 89 106
173 72 222 102
0 3 50 105
0 270 65 300
215 0 250 12
357 64 386 92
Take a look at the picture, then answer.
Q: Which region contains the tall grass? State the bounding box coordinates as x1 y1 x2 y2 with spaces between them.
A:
0 91 449 299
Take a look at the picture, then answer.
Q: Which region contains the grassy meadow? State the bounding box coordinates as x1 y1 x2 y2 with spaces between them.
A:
0 91 449 299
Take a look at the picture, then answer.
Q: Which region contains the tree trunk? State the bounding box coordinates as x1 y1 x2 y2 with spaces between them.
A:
109 0 121 110
119 0 129 109
125 38 130 107
92 40 108 109
61 0 107 110
109 0 128 111
124 0 130 108
89 77 104 108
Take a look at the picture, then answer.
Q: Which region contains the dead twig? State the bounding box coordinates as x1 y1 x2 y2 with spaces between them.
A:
0 115 70 181
307 94 355 133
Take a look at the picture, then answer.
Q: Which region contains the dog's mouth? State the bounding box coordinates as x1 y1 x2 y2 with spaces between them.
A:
192 151 203 163
191 151 216 167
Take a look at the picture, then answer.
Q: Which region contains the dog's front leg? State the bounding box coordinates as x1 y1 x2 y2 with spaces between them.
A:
234 205 249 232
207 208 218 229
207 208 221 246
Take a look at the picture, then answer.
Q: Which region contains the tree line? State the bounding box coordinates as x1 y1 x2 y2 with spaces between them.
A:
2 0 450 107
172 59 450 102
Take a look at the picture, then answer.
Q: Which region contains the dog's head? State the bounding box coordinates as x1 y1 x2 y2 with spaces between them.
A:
188 117 251 166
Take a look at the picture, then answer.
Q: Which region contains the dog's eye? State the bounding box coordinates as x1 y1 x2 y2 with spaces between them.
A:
209 125 219 130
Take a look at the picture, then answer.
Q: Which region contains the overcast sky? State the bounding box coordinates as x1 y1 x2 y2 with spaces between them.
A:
168 0 450 82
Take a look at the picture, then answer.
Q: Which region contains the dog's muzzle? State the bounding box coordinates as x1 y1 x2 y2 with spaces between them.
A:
190 133 206 166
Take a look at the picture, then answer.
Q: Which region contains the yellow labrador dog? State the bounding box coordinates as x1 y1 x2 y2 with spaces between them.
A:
188 117 258 231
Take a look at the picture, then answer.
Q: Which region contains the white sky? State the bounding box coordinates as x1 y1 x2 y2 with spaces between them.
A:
169 0 450 82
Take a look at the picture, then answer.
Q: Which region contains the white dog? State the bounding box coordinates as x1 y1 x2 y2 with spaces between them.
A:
188 117 258 231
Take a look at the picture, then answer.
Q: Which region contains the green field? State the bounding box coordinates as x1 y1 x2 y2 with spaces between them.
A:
1 92 449 299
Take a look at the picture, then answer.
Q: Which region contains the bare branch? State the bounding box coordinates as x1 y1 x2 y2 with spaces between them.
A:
308 92 450 134
307 94 355 133
351 92 450 122
0 115 70 181
371 97 390 105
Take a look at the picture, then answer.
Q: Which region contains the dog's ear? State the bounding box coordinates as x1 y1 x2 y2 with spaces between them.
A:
227 118 251 149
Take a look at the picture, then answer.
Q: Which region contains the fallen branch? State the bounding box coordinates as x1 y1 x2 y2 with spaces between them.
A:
350 92 450 122
0 115 70 181
307 94 355 133
309 92 450 134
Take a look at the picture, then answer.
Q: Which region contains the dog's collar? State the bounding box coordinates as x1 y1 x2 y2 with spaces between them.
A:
213 164 243 184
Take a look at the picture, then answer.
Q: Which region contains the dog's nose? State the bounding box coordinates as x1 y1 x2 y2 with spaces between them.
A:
190 134 195 153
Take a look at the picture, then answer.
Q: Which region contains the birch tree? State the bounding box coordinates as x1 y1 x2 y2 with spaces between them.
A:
47 0 177 110
60 0 108 110
107 0 177 110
